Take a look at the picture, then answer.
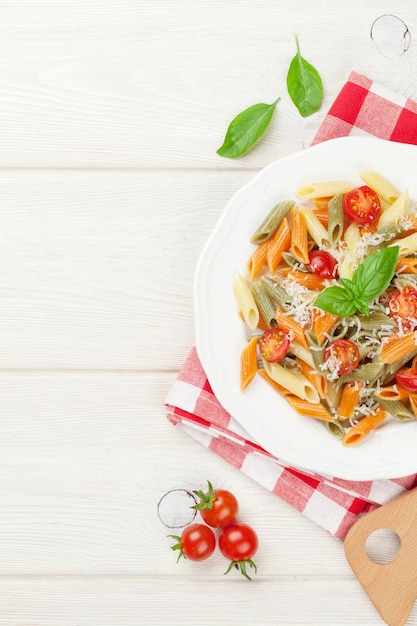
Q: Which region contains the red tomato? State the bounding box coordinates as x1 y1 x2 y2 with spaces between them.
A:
258 327 290 362
343 186 381 225
219 523 259 580
323 339 360 376
169 523 216 562
388 286 417 329
395 368 417 392
308 250 338 278
193 481 238 528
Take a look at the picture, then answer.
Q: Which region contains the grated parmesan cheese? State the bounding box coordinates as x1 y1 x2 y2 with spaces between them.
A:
281 277 315 327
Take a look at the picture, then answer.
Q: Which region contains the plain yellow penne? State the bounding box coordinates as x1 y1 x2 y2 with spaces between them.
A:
297 205 330 247
298 359 327 399
389 232 417 256
344 222 361 256
377 189 409 229
233 274 259 330
337 251 356 280
296 180 354 199
262 360 320 403
359 170 400 204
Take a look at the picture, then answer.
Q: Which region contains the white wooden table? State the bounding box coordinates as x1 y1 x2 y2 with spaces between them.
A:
1 2 417 624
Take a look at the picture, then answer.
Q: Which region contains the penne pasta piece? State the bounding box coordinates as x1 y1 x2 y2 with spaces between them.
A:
276 310 309 349
250 200 295 244
338 382 363 420
327 194 344 245
290 208 310 264
297 205 330 247
311 308 339 345
298 359 327 399
257 367 293 396
344 222 361 256
389 232 417 256
375 384 409 402
260 276 291 310
376 398 415 421
380 331 417 364
247 239 271 281
337 250 356 280
266 216 291 274
311 207 329 227
290 341 315 369
285 270 326 291
377 189 409 229
359 170 400 204
240 337 258 391
233 274 259 330
285 395 334 421
296 180 354 199
313 196 332 211
396 257 417 274
281 251 309 271
343 407 388 446
251 282 277 329
262 360 320 403
339 362 385 384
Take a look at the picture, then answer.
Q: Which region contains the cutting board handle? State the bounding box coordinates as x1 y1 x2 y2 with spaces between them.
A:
344 487 417 626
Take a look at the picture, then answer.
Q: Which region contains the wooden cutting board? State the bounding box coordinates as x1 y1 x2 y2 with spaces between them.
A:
344 487 417 626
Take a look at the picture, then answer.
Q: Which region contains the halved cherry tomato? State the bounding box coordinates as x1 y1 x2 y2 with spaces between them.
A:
395 368 417 393
258 327 290 362
193 480 238 528
323 339 360 376
308 250 338 278
388 286 417 329
343 186 381 225
169 523 216 562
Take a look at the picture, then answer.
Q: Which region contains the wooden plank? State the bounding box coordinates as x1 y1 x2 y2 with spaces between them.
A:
0 577 405 625
0 169 250 369
0 2 414 167
0 371 350 576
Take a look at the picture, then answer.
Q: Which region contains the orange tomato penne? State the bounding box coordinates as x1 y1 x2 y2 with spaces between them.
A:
380 331 417 364
342 408 388 446
311 207 329 227
396 257 417 274
311 308 339 345
266 217 291 274
285 394 333 421
409 394 417 418
313 196 332 212
285 270 326 291
375 384 410 402
290 208 309 264
338 382 363 420
247 239 271 281
240 337 258 391
276 310 309 349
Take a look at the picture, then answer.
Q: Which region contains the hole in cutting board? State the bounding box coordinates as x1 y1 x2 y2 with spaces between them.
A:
365 528 402 564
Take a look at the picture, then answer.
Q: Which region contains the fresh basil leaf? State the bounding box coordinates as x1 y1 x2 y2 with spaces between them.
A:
340 278 358 299
314 286 357 317
352 246 400 303
217 99 280 158
354 300 370 316
286 36 323 118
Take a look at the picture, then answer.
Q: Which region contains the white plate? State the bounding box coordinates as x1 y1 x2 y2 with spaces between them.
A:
194 137 417 480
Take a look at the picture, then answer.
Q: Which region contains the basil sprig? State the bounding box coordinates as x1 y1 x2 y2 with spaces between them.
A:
314 246 400 317
216 99 280 158
286 35 323 118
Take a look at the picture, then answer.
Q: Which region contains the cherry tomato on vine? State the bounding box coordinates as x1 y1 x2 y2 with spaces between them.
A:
323 339 360 376
308 250 338 278
219 523 258 580
193 480 238 528
258 327 290 363
343 186 381 225
395 368 417 393
168 523 216 562
388 286 417 329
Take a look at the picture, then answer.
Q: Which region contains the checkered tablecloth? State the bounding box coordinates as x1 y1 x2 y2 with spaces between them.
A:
165 71 417 540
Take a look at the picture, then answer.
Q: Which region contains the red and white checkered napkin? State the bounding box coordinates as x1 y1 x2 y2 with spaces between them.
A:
165 71 417 540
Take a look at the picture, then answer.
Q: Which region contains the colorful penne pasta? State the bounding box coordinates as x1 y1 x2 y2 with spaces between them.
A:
234 171 417 446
